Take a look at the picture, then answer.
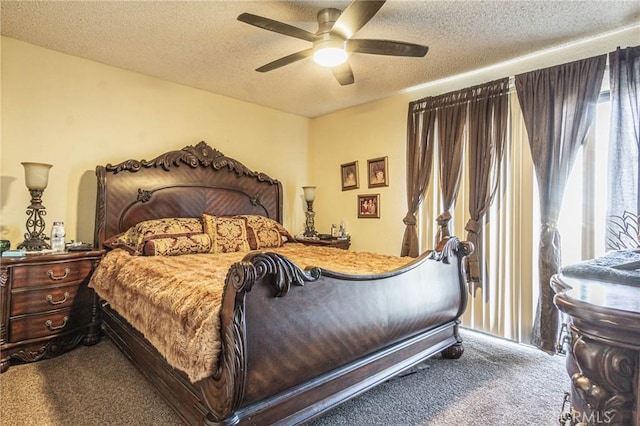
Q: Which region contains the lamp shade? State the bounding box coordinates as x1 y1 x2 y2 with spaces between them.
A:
302 186 316 202
22 162 52 190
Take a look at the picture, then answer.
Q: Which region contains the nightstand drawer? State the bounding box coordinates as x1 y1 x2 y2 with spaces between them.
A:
10 259 95 289
9 306 92 342
10 284 90 316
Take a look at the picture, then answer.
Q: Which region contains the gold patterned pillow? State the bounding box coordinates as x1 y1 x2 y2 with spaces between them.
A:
237 215 290 249
104 217 203 255
142 234 211 256
202 214 251 253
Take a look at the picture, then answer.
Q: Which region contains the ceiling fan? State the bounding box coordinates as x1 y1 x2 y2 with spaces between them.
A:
237 0 429 86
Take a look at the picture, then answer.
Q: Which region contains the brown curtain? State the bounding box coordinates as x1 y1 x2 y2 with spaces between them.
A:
515 55 606 353
401 99 437 257
435 91 468 242
465 78 510 294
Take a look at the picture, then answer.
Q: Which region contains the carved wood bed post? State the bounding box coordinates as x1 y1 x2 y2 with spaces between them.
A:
198 252 322 423
435 237 473 360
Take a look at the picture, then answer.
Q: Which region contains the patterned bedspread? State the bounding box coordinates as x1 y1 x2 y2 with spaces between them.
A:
89 243 411 382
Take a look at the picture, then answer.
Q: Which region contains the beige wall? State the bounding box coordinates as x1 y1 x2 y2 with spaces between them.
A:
0 37 309 247
309 96 410 254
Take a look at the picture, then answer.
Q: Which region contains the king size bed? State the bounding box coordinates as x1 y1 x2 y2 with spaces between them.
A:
89 141 473 425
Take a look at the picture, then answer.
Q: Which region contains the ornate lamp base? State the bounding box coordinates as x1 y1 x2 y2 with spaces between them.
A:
18 190 50 251
304 206 317 238
17 236 50 251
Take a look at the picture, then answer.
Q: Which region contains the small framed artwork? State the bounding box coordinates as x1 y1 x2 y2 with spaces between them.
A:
341 161 359 191
358 194 380 218
368 156 388 188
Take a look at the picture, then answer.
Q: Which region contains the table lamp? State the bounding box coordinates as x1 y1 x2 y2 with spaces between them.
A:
303 186 317 237
17 162 53 251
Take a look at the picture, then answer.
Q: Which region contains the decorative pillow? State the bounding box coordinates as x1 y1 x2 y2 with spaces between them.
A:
237 215 292 249
142 234 211 256
104 217 203 255
202 214 251 253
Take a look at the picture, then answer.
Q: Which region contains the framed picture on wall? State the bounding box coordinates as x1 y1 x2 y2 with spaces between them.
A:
358 194 380 218
367 157 388 188
341 161 359 191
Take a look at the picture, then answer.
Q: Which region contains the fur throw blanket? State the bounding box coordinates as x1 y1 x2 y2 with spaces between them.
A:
89 244 410 382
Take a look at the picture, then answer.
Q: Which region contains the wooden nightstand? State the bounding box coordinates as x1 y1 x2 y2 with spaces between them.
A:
0 249 104 372
295 237 351 250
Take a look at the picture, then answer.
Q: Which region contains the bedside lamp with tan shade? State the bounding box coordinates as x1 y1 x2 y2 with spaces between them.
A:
302 186 317 238
17 162 53 251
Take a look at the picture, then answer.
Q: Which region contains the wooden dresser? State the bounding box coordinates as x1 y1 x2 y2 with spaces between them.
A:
0 250 104 372
552 273 640 425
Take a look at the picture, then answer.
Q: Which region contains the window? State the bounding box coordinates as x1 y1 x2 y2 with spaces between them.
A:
418 86 612 344
558 90 611 265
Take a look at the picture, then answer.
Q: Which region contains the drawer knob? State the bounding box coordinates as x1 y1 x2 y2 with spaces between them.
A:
45 316 69 331
46 292 69 305
46 268 71 281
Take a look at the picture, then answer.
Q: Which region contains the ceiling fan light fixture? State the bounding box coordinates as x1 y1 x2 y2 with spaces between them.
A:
313 40 348 67
239 1 428 84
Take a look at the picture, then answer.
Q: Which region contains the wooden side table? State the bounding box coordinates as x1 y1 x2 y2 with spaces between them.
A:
295 237 351 250
0 249 104 372
552 273 640 426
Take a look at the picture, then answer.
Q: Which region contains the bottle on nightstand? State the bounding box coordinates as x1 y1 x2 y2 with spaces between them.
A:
339 221 347 239
51 221 66 252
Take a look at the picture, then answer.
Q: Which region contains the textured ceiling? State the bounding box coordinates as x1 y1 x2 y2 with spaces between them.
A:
2 1 639 118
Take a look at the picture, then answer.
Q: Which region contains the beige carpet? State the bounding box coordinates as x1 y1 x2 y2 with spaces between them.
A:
0 339 181 426
0 330 569 425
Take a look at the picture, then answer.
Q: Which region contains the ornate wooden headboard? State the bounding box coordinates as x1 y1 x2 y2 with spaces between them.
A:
94 141 283 247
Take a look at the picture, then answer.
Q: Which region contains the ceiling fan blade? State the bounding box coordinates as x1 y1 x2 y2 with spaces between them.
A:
331 0 386 40
331 62 355 86
256 48 314 72
238 13 318 42
348 39 429 57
